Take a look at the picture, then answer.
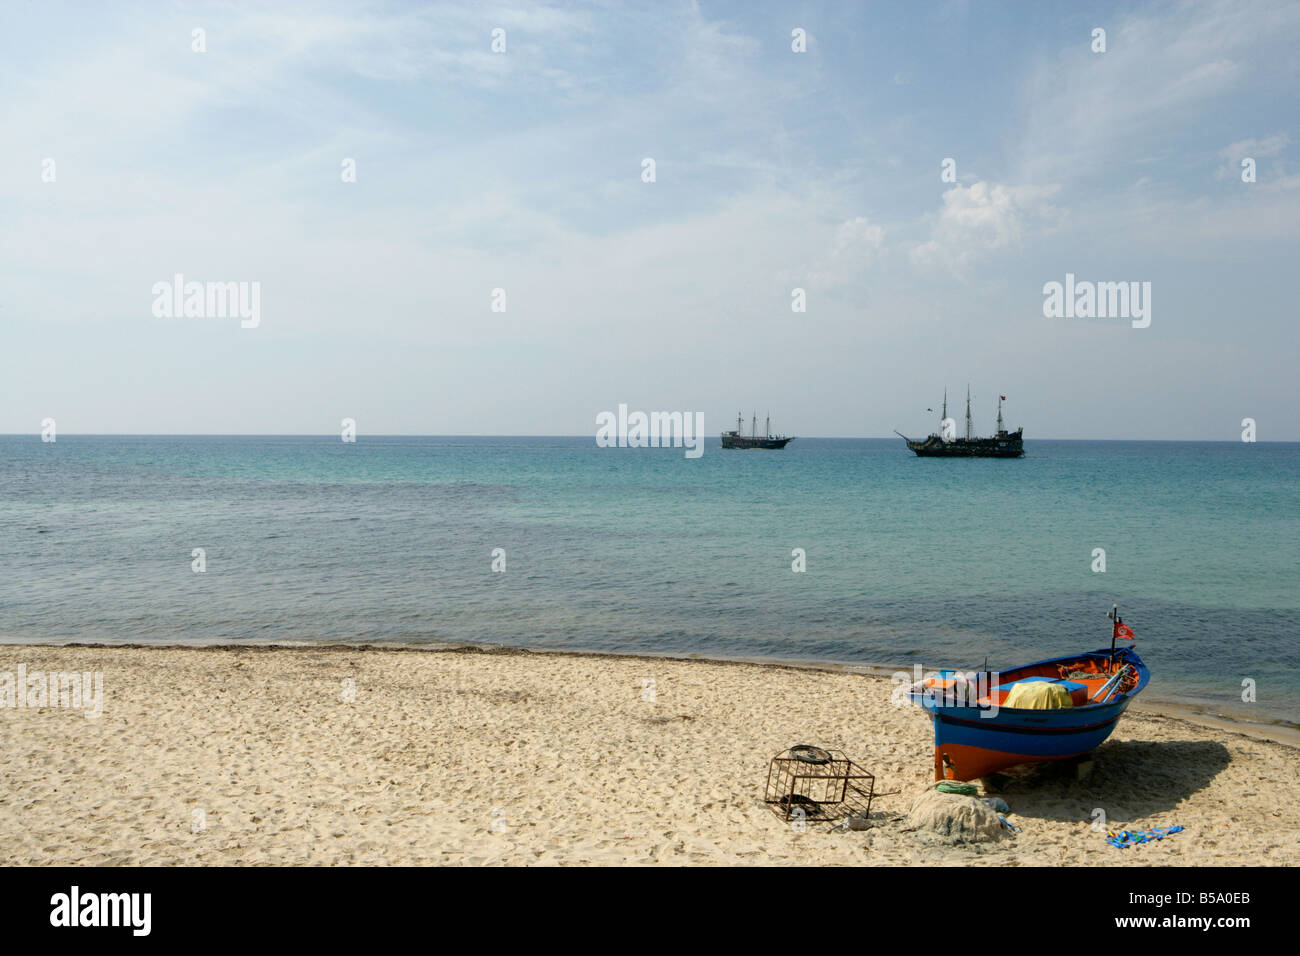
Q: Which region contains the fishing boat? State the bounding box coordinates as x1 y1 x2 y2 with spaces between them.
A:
907 605 1149 781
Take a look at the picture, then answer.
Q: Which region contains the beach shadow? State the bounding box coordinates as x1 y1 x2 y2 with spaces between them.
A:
990 739 1231 825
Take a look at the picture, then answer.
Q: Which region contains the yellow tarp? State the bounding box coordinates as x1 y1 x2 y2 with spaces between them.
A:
1004 681 1074 709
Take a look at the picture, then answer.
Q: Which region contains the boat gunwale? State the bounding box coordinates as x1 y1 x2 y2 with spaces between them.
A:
907 647 1150 721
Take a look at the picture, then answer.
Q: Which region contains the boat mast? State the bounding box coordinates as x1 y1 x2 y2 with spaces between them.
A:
941 388 947 436
1108 603 1120 672
751 412 757 439
996 395 1004 433
736 412 743 434
965 385 972 441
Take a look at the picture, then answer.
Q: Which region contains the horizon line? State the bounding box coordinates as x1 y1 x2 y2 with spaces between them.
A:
2 434 1293 444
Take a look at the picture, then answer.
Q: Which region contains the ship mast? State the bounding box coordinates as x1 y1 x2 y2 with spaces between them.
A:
751 412 757 439
736 412 743 434
965 385 972 441
765 414 770 439
996 395 1004 434
940 388 947 437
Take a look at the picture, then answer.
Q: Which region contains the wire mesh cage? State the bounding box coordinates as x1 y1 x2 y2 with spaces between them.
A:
764 745 875 822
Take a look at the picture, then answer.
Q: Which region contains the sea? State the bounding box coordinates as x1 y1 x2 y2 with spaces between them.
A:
2 435 1296 725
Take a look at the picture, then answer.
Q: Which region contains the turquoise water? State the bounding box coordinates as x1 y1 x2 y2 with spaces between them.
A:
1 436 1296 722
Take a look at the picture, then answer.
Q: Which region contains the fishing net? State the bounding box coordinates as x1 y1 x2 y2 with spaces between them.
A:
906 787 1007 844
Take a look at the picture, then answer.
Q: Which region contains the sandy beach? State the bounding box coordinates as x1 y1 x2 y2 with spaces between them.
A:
1 643 1296 866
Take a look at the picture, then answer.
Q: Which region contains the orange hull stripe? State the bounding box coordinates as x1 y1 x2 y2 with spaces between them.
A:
935 742 1092 781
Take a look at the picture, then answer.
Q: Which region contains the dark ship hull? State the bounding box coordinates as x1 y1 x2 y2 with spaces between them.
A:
903 430 1023 458
721 435 794 450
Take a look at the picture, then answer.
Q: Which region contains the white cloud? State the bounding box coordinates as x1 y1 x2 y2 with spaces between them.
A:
1016 0 1300 184
801 216 888 291
1220 133 1291 161
910 181 1061 277
835 215 884 253
1217 133 1291 180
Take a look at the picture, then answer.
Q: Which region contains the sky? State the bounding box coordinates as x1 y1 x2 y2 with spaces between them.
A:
2 0 1298 439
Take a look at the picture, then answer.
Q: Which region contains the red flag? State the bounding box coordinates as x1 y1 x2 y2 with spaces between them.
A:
1000 395 1006 401
1115 622 1135 641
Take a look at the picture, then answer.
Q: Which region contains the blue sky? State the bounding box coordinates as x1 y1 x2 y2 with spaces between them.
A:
2 0 1297 438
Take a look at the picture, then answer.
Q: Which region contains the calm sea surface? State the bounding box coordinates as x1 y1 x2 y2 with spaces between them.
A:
2 436 1296 723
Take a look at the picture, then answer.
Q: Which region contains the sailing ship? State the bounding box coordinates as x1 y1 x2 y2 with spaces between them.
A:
894 386 1024 457
908 604 1149 781
721 413 794 450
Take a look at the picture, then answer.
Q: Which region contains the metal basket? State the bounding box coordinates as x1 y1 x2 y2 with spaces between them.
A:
764 745 875 822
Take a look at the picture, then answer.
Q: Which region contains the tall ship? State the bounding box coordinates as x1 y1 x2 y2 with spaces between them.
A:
895 387 1024 458
721 413 795 450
